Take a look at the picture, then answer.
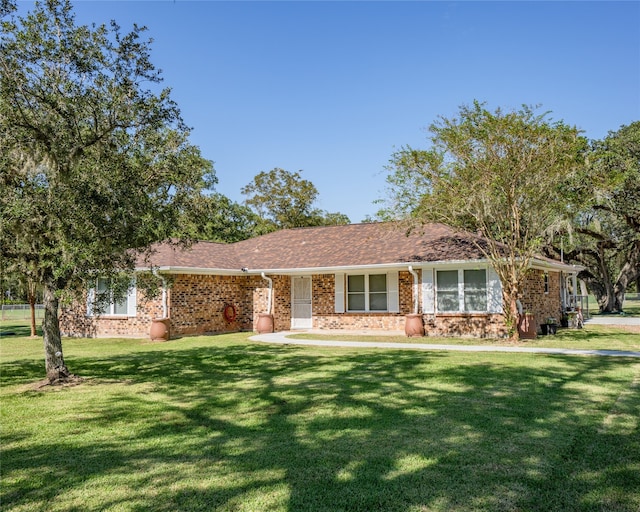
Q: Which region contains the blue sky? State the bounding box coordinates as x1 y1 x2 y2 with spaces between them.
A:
16 1 640 223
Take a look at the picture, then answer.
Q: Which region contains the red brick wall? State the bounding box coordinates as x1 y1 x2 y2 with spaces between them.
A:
60 275 259 338
169 274 254 335
61 270 518 339
520 270 562 331
399 271 415 313
423 313 507 338
312 274 335 317
271 275 292 331
312 272 508 337
60 289 162 338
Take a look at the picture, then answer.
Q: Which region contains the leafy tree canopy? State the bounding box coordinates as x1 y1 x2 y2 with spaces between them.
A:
0 0 214 380
180 192 261 243
552 121 640 311
380 101 586 337
241 168 350 231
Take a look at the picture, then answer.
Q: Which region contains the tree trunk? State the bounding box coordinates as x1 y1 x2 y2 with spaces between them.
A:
42 278 71 382
600 284 616 313
613 240 640 312
28 280 37 338
593 244 617 313
29 292 37 337
503 284 520 341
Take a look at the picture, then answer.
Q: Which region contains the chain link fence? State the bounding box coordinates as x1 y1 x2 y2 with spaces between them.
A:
1 304 45 322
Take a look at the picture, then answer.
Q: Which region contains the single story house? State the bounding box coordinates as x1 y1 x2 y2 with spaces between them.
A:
60 222 582 339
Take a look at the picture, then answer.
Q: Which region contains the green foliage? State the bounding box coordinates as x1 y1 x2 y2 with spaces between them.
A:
0 0 16 18
381 101 585 252
380 102 586 335
179 192 261 243
590 122 640 229
1 0 213 285
321 211 351 226
241 167 350 230
0 0 213 378
557 121 640 312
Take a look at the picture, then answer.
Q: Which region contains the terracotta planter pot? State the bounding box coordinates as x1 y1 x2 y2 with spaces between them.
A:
150 318 171 341
405 313 425 337
256 313 274 334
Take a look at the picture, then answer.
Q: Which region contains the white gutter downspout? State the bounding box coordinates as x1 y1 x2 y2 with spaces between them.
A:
408 265 420 315
152 269 168 318
261 272 273 315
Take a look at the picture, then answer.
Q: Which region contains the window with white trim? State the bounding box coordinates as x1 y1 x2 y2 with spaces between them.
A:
436 270 459 312
90 277 136 316
347 274 388 312
436 269 488 313
544 272 549 294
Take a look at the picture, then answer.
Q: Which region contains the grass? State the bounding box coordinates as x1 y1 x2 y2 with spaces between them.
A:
288 323 640 352
2 330 640 511
0 321 42 338
0 307 44 323
587 297 640 317
618 297 640 316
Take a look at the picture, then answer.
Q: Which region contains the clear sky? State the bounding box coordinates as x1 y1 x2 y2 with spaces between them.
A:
15 1 640 223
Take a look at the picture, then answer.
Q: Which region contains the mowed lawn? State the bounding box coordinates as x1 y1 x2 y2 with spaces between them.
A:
1 329 639 512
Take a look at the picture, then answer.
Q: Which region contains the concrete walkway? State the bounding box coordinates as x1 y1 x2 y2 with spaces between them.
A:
250 331 640 358
585 315 640 326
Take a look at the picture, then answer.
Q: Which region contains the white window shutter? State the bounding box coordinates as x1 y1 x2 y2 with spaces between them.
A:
487 266 503 313
86 287 95 317
458 269 465 312
422 268 435 313
127 279 137 317
334 273 345 313
387 271 399 313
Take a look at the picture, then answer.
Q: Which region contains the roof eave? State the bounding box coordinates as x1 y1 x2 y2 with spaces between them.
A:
135 266 244 276
137 258 581 276
529 258 584 273
143 259 493 276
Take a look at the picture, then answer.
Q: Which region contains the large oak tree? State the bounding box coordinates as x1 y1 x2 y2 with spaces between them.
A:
1 0 214 381
380 101 585 338
551 121 640 312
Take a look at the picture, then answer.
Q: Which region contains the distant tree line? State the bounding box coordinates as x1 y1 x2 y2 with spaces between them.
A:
183 168 350 244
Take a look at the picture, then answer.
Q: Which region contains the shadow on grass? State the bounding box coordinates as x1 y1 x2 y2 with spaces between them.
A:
553 327 640 341
2 338 639 511
0 321 41 338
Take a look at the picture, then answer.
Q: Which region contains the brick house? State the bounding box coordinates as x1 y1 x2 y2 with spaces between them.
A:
60 222 581 339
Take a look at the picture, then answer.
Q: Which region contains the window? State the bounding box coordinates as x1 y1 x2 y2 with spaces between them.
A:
464 270 487 312
544 273 549 294
436 270 459 312
347 274 387 311
92 277 135 316
436 269 487 313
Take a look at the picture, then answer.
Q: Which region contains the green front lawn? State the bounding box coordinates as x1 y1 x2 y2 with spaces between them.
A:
587 297 640 317
2 332 639 511
289 323 640 352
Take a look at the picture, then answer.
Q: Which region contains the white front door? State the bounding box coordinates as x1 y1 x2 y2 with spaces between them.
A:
291 276 312 329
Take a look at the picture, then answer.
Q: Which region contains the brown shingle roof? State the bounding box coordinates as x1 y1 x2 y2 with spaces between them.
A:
232 222 491 269
141 240 240 270
141 223 493 272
